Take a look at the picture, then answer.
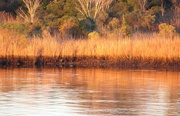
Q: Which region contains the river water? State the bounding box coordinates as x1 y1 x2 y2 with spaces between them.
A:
0 68 179 116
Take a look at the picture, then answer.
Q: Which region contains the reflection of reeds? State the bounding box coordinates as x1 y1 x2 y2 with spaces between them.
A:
0 29 180 68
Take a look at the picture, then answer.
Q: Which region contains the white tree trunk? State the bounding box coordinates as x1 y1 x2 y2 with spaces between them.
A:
76 0 112 21
16 0 42 23
138 0 147 13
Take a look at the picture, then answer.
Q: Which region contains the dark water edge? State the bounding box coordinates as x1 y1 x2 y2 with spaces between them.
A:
0 56 179 71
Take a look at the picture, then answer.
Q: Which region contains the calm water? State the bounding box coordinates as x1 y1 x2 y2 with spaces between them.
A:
0 68 179 116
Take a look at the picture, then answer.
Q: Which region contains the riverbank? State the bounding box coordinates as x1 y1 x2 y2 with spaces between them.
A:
0 30 180 70
0 56 179 71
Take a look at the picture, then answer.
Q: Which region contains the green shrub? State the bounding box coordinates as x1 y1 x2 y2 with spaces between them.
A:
79 18 96 35
141 15 155 29
158 23 176 38
0 22 29 35
27 23 42 37
120 16 131 37
88 31 100 41
0 22 42 37
108 18 120 31
96 11 109 29
59 16 82 38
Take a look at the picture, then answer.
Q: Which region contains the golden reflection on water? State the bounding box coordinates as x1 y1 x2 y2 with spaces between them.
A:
0 68 179 115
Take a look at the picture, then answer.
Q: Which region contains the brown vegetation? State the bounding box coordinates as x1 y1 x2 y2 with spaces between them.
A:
0 29 179 70
0 12 16 23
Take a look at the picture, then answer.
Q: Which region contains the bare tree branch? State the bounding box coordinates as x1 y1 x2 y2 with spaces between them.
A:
76 0 112 21
161 0 165 17
16 7 29 22
138 0 147 13
16 0 42 23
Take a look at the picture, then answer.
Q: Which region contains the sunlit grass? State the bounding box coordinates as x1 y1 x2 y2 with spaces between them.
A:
0 29 179 66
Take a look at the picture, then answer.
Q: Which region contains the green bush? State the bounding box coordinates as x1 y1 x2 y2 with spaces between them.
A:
158 23 176 38
79 18 96 35
88 31 100 41
0 22 29 35
59 16 83 38
108 18 120 31
141 15 155 29
120 16 131 37
0 22 42 37
27 23 42 37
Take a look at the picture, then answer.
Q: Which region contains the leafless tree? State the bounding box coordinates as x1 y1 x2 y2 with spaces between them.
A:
76 0 112 21
16 0 42 23
160 0 165 17
137 0 148 13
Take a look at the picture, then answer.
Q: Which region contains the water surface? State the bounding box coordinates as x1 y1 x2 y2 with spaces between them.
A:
0 68 180 116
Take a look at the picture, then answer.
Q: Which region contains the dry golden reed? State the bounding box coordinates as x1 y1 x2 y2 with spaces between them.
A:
0 12 16 23
0 29 179 63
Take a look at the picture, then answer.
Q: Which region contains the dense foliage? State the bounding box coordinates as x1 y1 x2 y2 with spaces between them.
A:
0 0 179 37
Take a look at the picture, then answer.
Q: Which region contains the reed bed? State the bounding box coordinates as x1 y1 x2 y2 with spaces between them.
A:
0 29 179 69
0 12 16 23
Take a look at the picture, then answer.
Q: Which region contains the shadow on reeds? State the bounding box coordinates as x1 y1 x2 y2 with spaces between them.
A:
0 56 179 71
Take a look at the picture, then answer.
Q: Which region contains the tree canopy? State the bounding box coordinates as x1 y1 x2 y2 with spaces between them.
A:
0 0 179 37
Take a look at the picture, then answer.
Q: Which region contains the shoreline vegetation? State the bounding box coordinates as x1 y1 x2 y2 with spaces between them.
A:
0 29 179 71
0 0 179 70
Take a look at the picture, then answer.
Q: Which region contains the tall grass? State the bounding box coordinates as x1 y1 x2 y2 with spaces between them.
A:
0 29 179 67
0 12 16 23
